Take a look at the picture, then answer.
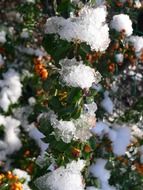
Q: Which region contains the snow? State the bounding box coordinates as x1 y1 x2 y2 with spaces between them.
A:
101 91 114 114
110 14 133 36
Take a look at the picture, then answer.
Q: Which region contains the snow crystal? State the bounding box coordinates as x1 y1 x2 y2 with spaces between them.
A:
89 159 110 181
52 113 94 143
0 69 22 112
52 120 76 143
115 53 124 63
110 14 133 36
128 35 143 52
28 123 49 156
134 0 142 8
0 115 21 161
50 102 97 143
73 113 95 141
101 182 116 190
109 126 131 156
45 6 110 51
91 121 109 136
84 102 97 116
35 159 86 190
101 91 114 114
89 158 116 190
28 97 36 106
91 120 131 156
13 107 48 157
60 58 101 89
0 31 6 44
4 116 22 155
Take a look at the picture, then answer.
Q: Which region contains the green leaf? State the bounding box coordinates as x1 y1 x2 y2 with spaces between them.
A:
57 0 72 17
39 118 52 137
48 96 62 111
43 34 72 63
58 104 76 119
67 88 82 104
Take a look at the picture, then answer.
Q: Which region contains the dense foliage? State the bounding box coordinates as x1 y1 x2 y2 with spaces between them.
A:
0 0 143 190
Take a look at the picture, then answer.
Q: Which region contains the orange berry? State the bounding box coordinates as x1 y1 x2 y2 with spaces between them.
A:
0 174 5 180
11 182 23 190
24 150 30 157
7 171 13 179
13 175 19 181
108 63 115 73
84 144 92 153
34 63 43 73
40 69 48 80
71 147 81 157
86 53 93 62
